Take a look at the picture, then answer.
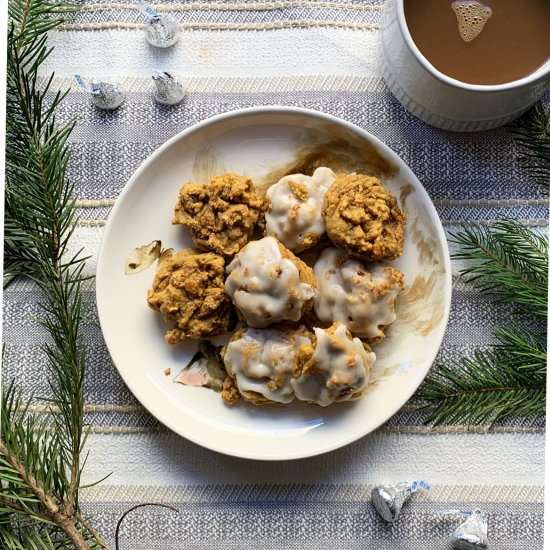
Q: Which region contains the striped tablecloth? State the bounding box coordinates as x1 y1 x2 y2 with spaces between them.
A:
5 1 547 547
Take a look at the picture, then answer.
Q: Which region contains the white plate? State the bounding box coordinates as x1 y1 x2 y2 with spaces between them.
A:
96 107 452 460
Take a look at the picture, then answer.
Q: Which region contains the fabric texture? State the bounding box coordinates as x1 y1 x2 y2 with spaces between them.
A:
3 1 546 547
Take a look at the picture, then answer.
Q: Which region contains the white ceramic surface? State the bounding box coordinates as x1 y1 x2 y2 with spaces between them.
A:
380 0 550 131
96 107 452 460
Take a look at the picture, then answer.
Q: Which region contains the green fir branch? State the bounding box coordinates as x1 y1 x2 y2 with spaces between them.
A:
509 102 550 192
492 326 547 377
2 1 105 548
0 386 105 549
450 220 548 317
417 349 546 425
419 219 548 425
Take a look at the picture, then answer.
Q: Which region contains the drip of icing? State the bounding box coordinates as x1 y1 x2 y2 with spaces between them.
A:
225 237 316 328
224 328 310 403
265 167 335 252
291 323 375 407
451 0 492 43
313 248 404 339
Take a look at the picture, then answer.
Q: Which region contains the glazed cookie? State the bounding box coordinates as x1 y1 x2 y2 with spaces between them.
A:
291 322 375 407
322 173 406 261
313 247 404 341
147 249 234 343
173 172 264 257
265 167 335 252
222 326 313 405
225 236 317 328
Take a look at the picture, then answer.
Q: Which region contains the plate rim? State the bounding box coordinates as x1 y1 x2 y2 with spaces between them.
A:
96 105 453 461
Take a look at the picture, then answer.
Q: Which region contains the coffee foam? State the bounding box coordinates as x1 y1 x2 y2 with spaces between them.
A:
451 0 492 42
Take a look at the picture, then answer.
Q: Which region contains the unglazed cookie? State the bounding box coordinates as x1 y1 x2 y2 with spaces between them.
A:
222 326 313 405
291 322 375 407
313 247 404 341
147 249 234 343
173 172 264 257
322 173 406 261
225 236 317 328
265 167 335 252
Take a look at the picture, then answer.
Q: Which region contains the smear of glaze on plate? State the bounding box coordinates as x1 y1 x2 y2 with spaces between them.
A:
258 127 399 194
395 272 446 337
399 184 415 212
191 144 226 184
388 192 447 338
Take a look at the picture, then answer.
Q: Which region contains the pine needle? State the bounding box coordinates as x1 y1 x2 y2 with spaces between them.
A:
450 220 548 317
509 102 550 193
417 349 546 425
493 326 547 377
2 1 105 548
419 219 548 425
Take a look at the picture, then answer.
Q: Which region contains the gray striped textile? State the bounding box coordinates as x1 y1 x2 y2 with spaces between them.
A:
4 1 547 547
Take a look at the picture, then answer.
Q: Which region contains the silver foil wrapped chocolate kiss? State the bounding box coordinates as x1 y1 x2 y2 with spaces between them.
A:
90 79 125 110
371 480 430 522
139 1 180 48
75 75 125 111
145 14 180 48
450 509 488 550
152 72 185 105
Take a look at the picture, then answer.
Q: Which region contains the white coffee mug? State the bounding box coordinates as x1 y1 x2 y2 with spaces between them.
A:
380 0 550 132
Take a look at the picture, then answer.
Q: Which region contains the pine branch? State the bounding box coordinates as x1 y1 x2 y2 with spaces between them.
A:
2 1 105 547
509 101 550 193
418 108 550 429
417 349 546 425
418 221 548 425
0 386 104 549
492 325 547 377
450 220 548 318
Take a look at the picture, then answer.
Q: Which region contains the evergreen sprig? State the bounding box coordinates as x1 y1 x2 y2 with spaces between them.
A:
417 349 545 426
417 102 549 426
418 220 548 425
450 220 548 317
2 1 105 548
418 328 547 426
509 102 550 193
0 385 104 549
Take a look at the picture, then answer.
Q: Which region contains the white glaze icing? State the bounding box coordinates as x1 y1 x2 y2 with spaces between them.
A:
313 247 404 339
265 167 335 252
291 323 375 407
225 236 316 328
224 328 310 404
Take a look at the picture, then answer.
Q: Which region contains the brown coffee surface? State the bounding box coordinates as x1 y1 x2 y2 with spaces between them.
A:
404 0 550 85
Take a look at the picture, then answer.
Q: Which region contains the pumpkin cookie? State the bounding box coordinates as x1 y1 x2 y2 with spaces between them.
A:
147 249 234 343
313 247 404 342
173 172 264 257
322 174 406 261
265 167 335 252
222 325 313 405
291 322 375 407
225 236 317 328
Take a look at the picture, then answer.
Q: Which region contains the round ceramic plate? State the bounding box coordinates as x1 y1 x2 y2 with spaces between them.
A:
96 107 452 460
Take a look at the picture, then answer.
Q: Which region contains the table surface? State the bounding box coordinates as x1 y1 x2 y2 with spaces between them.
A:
5 0 546 548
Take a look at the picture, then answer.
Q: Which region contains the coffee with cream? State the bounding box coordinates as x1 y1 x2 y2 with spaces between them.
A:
404 0 550 85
